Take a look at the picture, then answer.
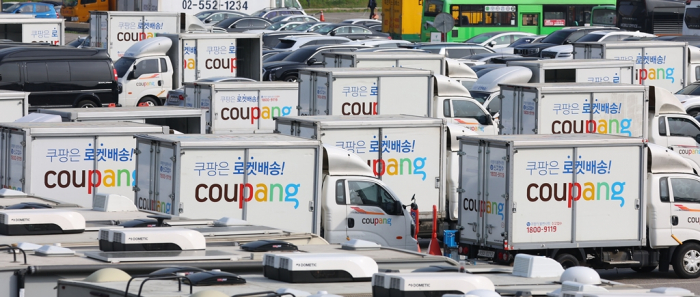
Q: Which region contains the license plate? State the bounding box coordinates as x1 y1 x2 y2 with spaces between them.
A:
477 250 495 258
70 17 78 21
167 96 179 103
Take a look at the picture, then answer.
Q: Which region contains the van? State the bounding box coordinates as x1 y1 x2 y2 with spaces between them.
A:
0 47 118 109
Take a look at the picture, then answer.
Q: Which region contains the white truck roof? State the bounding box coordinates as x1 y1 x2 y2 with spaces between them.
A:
471 66 532 93
0 18 62 24
0 121 168 136
506 59 634 69
123 37 172 59
134 133 319 148
458 133 643 147
298 67 433 77
500 82 647 92
276 114 444 128
185 81 297 90
37 106 206 121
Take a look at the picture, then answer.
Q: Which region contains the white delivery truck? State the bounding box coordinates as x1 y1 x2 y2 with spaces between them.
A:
0 18 65 45
457 133 700 279
0 91 29 122
497 83 648 139
298 67 496 135
321 53 478 90
183 81 296 133
115 34 262 107
573 41 700 93
117 0 303 15
36 106 207 134
0 122 168 208
648 86 700 170
506 59 635 84
89 11 182 61
132 133 417 250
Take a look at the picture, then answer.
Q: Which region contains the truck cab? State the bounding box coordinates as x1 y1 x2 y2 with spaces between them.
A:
433 75 496 135
115 37 174 107
649 86 700 169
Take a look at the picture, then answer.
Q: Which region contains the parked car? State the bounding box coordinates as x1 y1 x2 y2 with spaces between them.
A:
259 21 306 33
342 39 411 47
165 76 256 107
493 35 544 54
314 23 390 40
195 10 247 25
251 7 305 19
263 51 294 62
272 35 351 51
66 36 90 48
402 42 494 58
675 82 700 116
4 2 58 18
650 35 700 47
513 27 617 57
541 30 656 59
214 17 272 32
262 44 370 82
0 47 118 108
262 31 319 49
341 19 382 26
290 22 330 32
464 32 536 49
2 2 18 11
268 14 319 23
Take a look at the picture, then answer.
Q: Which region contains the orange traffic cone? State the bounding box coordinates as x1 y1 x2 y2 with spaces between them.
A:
108 103 116 108
320 10 325 22
428 205 442 256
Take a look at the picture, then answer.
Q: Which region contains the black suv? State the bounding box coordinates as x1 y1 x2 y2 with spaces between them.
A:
0 47 118 109
262 44 370 82
514 27 618 57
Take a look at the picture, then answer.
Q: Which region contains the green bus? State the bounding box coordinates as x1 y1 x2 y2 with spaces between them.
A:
421 0 616 42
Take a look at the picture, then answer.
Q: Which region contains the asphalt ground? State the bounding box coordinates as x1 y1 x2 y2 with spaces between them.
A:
63 12 700 294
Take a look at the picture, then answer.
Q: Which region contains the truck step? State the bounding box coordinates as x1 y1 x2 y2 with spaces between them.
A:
603 260 640 265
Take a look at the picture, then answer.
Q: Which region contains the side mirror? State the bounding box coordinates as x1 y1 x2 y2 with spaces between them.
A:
330 31 336 36
205 19 211 23
564 39 572 44
127 71 135 80
488 41 496 47
307 58 317 65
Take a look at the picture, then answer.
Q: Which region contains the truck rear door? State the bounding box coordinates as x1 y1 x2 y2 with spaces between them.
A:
458 140 484 246
197 39 237 80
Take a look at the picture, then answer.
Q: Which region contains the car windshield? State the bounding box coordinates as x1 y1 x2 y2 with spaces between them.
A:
540 30 572 44
274 39 296 49
6 3 21 11
421 48 442 54
292 23 314 31
62 0 78 7
466 32 499 43
265 51 293 62
283 47 316 62
114 57 135 78
195 11 214 20
575 33 606 42
267 23 286 30
316 25 335 34
677 84 700 95
269 15 288 22
469 91 492 104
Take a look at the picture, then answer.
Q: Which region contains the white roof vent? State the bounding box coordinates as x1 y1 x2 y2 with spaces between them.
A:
0 189 27 197
214 217 249 227
93 193 138 212
16 242 42 251
341 239 381 250
512 254 564 278
0 209 85 236
559 281 608 295
112 228 205 251
649 287 694 296
275 253 378 283
308 291 343 297
35 245 75 256
559 266 601 285
388 273 495 296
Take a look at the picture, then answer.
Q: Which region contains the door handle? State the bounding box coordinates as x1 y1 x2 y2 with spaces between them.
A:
672 215 679 226
348 218 355 228
158 80 162 86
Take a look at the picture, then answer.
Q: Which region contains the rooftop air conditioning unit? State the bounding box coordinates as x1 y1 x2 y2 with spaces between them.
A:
111 228 205 251
275 253 378 283
387 273 495 297
0 209 85 235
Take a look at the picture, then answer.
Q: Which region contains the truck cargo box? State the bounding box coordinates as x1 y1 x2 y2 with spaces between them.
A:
89 11 181 60
0 91 28 122
322 52 446 75
505 59 634 84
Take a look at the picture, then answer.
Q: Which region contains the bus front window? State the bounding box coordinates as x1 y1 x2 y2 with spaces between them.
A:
592 7 616 26
424 0 444 17
63 0 78 7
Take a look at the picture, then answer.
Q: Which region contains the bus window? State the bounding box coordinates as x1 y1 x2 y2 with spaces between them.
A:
522 13 539 26
543 6 566 26
592 7 616 26
451 5 517 26
424 0 444 17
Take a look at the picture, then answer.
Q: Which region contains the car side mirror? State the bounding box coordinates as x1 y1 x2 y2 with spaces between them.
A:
564 39 572 44
330 31 336 36
307 58 317 65
488 41 496 47
205 19 211 23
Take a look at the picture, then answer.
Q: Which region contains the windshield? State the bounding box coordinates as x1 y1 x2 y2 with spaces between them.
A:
466 33 499 44
575 33 605 42
283 47 316 62
452 100 490 125
469 91 492 104
267 23 286 30
292 23 314 31
114 57 135 78
540 30 572 44
274 39 296 49
195 11 214 20
6 3 21 11
62 0 78 7
592 8 616 26
265 51 293 62
315 25 335 34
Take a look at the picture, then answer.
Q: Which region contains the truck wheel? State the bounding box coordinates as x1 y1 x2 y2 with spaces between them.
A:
672 242 700 278
555 253 580 269
631 266 657 273
77 100 98 108
688 108 700 118
138 97 159 106
283 75 298 82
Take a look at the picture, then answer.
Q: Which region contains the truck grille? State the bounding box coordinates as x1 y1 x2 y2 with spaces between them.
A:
515 48 539 56
652 13 683 34
541 51 557 59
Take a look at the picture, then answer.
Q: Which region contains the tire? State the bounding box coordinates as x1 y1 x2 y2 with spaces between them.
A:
283 75 298 82
673 242 700 278
555 253 580 269
76 99 98 108
137 97 159 107
688 108 700 118
632 266 657 273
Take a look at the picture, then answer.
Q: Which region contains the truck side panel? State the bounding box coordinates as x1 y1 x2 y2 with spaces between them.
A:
378 77 430 117
576 67 633 84
315 75 329 115
108 16 145 59
604 47 685 92
94 136 141 200
258 89 297 130
358 60 396 68
397 60 442 75
155 143 176 215
22 23 63 45
331 77 378 116
211 89 259 133
195 39 238 81
135 139 156 212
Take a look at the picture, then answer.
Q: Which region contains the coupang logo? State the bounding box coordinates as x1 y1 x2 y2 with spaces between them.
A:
218 95 293 124
524 156 626 208
334 135 427 180
615 54 675 85
549 99 632 137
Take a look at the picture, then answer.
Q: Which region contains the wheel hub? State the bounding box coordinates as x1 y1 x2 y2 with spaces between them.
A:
683 250 700 273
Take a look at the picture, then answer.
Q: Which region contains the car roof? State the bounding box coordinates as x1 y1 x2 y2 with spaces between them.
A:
0 47 110 62
295 44 370 51
280 35 348 41
216 16 269 26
